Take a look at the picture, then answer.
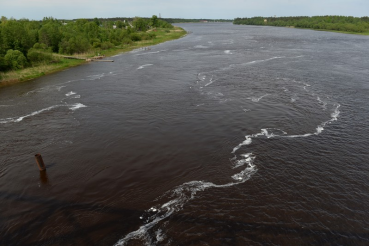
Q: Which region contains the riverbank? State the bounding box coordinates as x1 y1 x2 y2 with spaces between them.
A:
0 26 186 88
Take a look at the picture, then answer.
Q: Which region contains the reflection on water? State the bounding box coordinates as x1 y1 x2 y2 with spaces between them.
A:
39 171 49 185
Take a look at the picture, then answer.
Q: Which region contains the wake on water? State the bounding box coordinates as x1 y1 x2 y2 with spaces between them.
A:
114 56 341 245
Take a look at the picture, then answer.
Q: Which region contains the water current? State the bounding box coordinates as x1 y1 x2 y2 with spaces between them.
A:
1 23 369 245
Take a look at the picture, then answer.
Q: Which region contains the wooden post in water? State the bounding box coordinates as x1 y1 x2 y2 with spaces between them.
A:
35 154 46 171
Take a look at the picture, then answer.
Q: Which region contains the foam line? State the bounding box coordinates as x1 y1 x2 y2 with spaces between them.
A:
136 50 167 56
248 94 269 102
286 104 340 138
0 103 87 123
137 64 153 70
66 91 76 96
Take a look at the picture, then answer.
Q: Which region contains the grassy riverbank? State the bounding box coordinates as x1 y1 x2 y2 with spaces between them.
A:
0 26 186 88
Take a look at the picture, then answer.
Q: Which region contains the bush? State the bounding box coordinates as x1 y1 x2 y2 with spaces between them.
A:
4 49 28 69
93 42 101 48
130 33 141 41
27 48 53 64
121 37 133 45
140 33 156 40
0 56 9 71
59 36 90 54
33 43 48 50
101 41 114 50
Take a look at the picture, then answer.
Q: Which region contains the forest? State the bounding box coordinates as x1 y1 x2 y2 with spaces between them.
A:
0 15 173 73
234 16 369 33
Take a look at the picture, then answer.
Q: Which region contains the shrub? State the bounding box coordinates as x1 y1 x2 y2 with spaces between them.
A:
101 41 114 50
122 37 133 45
27 48 53 64
130 33 141 41
4 49 28 69
93 42 101 48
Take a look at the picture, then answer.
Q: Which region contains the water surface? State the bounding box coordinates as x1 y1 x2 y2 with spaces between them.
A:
1 23 369 245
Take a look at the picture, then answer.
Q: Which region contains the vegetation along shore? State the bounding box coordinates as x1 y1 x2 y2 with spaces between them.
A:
234 16 369 35
0 15 186 87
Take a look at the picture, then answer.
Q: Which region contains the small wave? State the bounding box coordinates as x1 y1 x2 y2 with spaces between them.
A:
66 91 76 96
87 73 105 80
317 96 327 110
248 94 269 102
0 103 87 123
286 104 340 138
194 45 209 49
0 105 62 123
136 50 167 56
224 50 233 54
69 103 87 111
231 153 255 169
137 64 153 70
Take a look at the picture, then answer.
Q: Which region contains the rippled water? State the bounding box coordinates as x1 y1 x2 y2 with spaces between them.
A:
1 23 369 245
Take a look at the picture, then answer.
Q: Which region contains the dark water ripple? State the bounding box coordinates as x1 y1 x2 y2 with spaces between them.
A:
0 23 369 245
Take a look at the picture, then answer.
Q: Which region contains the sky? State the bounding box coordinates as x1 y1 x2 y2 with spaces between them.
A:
1 0 368 20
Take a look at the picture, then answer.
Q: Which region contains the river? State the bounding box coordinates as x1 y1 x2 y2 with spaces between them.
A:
1 23 369 245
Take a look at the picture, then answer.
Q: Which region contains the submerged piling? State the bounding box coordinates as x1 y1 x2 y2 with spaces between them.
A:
35 154 46 171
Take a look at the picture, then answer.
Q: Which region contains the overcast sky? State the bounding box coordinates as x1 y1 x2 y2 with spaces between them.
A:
1 0 368 20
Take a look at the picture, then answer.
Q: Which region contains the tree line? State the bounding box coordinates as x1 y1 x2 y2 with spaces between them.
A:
0 15 173 72
163 18 232 23
233 16 369 33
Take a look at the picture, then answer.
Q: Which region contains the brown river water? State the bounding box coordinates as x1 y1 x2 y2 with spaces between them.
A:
1 23 369 245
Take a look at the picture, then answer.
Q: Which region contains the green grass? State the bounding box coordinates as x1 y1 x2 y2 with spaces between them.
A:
0 26 187 88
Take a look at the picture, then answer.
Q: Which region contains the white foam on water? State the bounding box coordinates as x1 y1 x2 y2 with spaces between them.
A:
114 178 251 246
222 39 234 44
137 64 153 70
291 98 296 102
26 85 67 95
204 76 216 87
69 103 87 111
194 45 209 49
155 229 165 242
87 73 105 80
224 50 233 54
232 136 252 153
248 94 269 102
317 96 327 110
136 50 167 56
66 91 76 96
286 104 340 138
0 105 61 123
0 103 87 124
57 86 67 91
231 153 255 169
